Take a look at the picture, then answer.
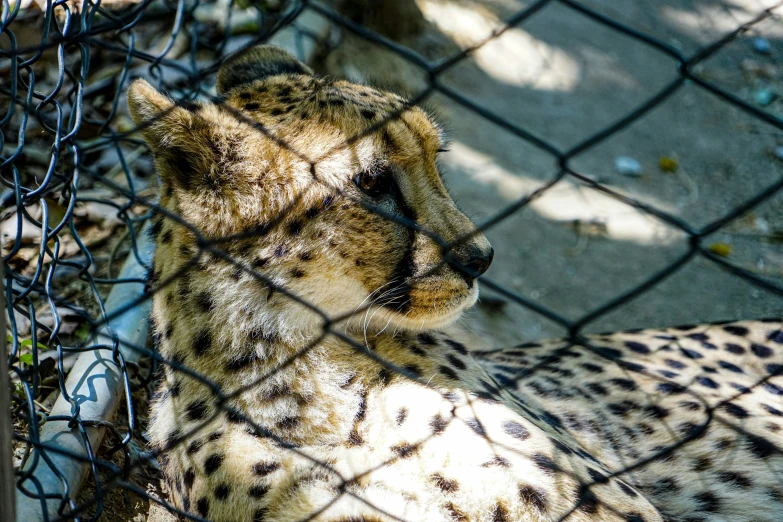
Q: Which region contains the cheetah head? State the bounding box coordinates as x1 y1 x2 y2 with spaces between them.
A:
128 45 492 335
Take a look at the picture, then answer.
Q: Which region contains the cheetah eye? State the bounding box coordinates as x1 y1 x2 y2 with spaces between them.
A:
354 167 394 199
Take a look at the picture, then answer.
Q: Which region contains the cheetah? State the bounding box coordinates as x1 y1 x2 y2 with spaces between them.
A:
128 45 783 522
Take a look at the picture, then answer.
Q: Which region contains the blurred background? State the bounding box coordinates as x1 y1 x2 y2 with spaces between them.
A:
2 0 783 520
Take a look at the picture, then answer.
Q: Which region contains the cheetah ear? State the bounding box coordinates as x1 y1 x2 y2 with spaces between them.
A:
128 79 219 192
127 78 197 151
216 44 313 95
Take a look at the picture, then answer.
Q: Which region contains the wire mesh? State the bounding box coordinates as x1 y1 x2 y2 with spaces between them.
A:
2 0 783 521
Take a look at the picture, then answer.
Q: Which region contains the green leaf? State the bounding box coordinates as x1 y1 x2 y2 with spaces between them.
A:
19 353 33 365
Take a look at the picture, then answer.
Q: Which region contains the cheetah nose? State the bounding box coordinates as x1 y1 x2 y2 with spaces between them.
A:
457 246 494 279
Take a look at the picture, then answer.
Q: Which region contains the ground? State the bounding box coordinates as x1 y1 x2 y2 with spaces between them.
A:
321 0 783 347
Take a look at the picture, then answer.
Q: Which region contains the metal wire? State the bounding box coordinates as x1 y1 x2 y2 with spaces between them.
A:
2 0 783 520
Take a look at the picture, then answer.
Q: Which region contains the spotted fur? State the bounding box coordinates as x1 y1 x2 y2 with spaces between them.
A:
129 45 783 522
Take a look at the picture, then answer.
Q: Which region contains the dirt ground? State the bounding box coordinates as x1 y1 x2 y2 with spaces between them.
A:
323 0 783 347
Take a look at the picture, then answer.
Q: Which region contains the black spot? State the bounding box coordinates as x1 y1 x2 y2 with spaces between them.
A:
697 376 719 389
192 329 212 357
299 251 312 261
430 414 448 434
768 330 783 344
277 416 300 429
644 405 669 419
214 483 231 500
576 486 599 514
447 354 466 370
652 478 680 495
582 362 604 373
184 467 195 489
186 439 203 455
502 420 530 441
657 382 686 395
465 418 486 436
679 421 702 437
625 514 645 522
763 403 783 416
402 364 421 379
439 365 458 381
185 400 209 421
195 291 213 313
273 244 288 257
587 468 608 484
765 382 783 396
244 103 259 111
409 345 426 356
149 218 164 239
724 325 749 336
208 431 224 441
718 471 751 488
725 343 745 354
160 229 173 244
617 361 644 372
418 333 437 345
431 473 459 493
166 428 182 448
532 454 558 475
659 370 679 379
378 368 393 386
519 485 548 512
170 381 181 397
766 363 783 375
665 358 687 369
717 360 743 373
196 497 209 517
482 456 511 468
248 484 270 498
692 456 712 472
752 343 773 358
238 92 251 100
492 503 510 521
391 442 418 458
747 435 776 459
695 491 720 512
252 461 280 476
721 403 749 418
290 268 306 278
204 453 224 475
730 382 752 393
594 346 622 359
681 348 703 359
396 408 408 425
618 482 638 497
610 378 637 391
625 341 650 354
444 339 468 354
225 352 260 371
348 429 363 446
587 383 608 396
287 221 302 236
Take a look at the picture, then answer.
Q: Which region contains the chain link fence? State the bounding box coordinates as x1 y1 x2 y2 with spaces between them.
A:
2 0 783 520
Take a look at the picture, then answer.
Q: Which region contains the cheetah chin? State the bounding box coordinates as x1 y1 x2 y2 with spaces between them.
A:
130 45 783 522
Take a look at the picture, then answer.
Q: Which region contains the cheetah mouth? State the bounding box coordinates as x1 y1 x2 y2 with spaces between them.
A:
376 279 479 330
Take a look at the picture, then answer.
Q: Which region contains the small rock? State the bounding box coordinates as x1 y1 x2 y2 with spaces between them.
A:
754 87 777 106
615 156 642 177
708 243 732 257
658 155 679 173
752 37 771 55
